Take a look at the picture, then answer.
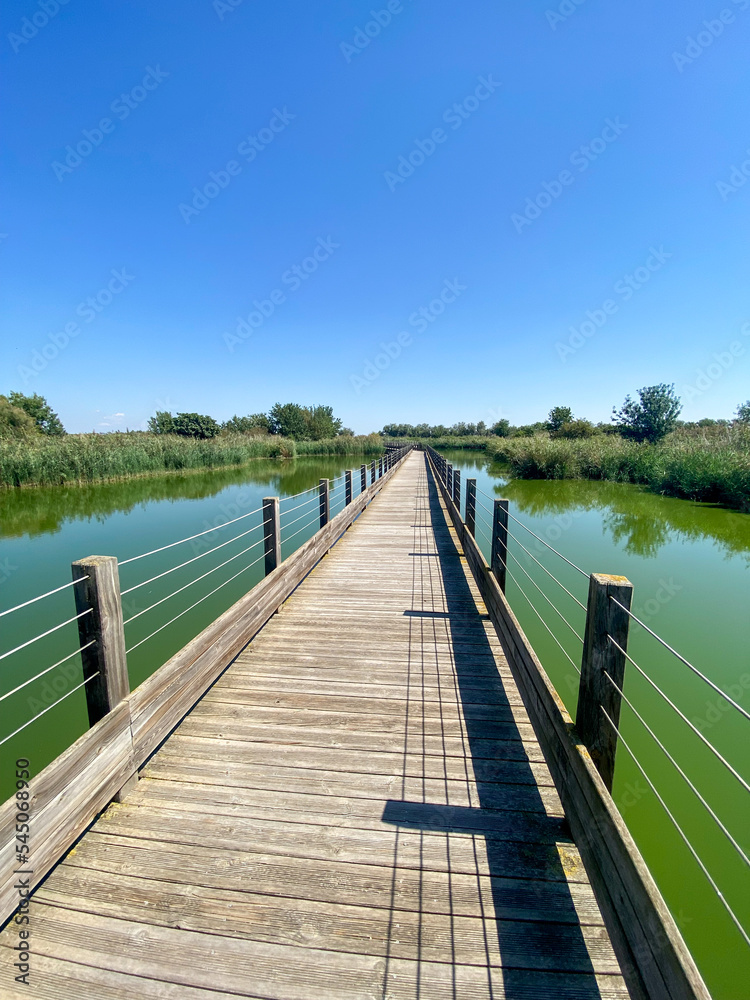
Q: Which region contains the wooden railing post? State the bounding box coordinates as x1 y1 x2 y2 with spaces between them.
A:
378 457 383 478
447 464 453 497
71 555 136 799
360 464 367 493
371 460 376 485
576 574 634 792
262 497 281 575
491 499 509 592
319 479 330 528
345 470 353 506
452 469 461 508
466 479 477 537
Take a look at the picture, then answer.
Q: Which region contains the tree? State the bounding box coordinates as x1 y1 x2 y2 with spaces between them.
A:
736 401 750 424
491 419 510 437
547 406 573 433
8 392 65 435
269 403 344 440
612 384 682 443
268 402 308 439
0 396 39 438
171 412 220 438
147 411 175 434
222 413 270 435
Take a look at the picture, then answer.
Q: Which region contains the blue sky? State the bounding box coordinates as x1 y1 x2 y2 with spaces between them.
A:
2 0 749 433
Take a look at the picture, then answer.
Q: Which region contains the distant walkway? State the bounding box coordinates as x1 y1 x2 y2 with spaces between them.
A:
1 452 628 998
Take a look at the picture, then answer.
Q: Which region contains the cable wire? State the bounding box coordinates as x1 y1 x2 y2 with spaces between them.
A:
121 517 263 597
602 670 749 869
279 493 319 517
607 635 750 795
118 503 264 566
0 672 99 749
0 609 92 664
0 641 96 704
506 527 587 610
506 548 585 643
125 549 267 655
282 514 320 545
500 554 581 675
610 596 750 723
122 535 265 626
601 707 750 948
0 577 89 619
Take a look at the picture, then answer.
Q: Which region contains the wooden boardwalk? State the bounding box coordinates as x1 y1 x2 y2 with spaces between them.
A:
2 452 630 999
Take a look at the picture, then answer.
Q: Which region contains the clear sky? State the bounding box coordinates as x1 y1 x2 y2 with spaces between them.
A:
2 0 749 433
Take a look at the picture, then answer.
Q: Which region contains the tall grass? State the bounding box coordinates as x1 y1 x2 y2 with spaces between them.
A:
482 425 750 511
0 433 385 488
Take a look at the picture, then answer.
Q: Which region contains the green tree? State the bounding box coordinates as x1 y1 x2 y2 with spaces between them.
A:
491 419 510 437
0 396 39 438
735 401 750 424
613 384 682 443
222 413 270 435
171 412 220 438
147 411 175 434
268 402 308 439
547 406 573 432
8 392 65 435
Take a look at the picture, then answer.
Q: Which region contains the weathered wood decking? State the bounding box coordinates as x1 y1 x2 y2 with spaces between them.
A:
1 453 630 998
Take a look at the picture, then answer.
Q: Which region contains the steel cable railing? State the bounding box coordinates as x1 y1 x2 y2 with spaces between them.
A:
601 706 750 948
0 671 100 749
602 668 749 868
0 576 89 619
610 596 750 722
120 517 265 597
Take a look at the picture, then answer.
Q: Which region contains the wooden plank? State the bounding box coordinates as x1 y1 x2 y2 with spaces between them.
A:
0 908 632 999
33 868 621 973
66 830 608 923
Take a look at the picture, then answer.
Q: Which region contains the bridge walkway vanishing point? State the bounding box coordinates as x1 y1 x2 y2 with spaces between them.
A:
2 452 644 997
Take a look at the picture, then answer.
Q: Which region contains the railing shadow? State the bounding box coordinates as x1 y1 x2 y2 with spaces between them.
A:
381 466 604 998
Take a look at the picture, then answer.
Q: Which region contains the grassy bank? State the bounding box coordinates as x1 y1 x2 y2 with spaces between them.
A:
423 426 750 512
0 432 384 488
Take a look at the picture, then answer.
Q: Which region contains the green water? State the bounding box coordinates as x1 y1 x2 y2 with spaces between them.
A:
1 451 747 997
0 456 372 799
437 449 750 1000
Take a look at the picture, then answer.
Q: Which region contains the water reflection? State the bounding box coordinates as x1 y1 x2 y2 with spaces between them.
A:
436 451 750 561
0 456 373 540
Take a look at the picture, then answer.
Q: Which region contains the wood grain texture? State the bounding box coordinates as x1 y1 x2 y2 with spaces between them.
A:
0 451 634 999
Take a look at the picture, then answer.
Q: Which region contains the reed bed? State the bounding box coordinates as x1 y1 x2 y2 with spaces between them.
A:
0 433 385 488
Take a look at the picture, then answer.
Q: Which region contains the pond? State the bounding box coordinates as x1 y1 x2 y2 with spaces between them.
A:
437 448 750 1000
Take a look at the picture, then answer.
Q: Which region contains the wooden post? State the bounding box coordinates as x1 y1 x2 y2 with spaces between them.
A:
466 479 477 537
491 499 509 592
378 457 383 478
71 555 136 799
360 464 367 493
262 497 281 575
345 470 352 506
371 460 376 485
453 469 461 509
319 479 330 528
447 464 453 497
576 574 634 792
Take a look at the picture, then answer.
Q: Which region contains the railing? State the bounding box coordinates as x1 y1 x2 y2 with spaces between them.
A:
424 445 717 1000
0 444 413 922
